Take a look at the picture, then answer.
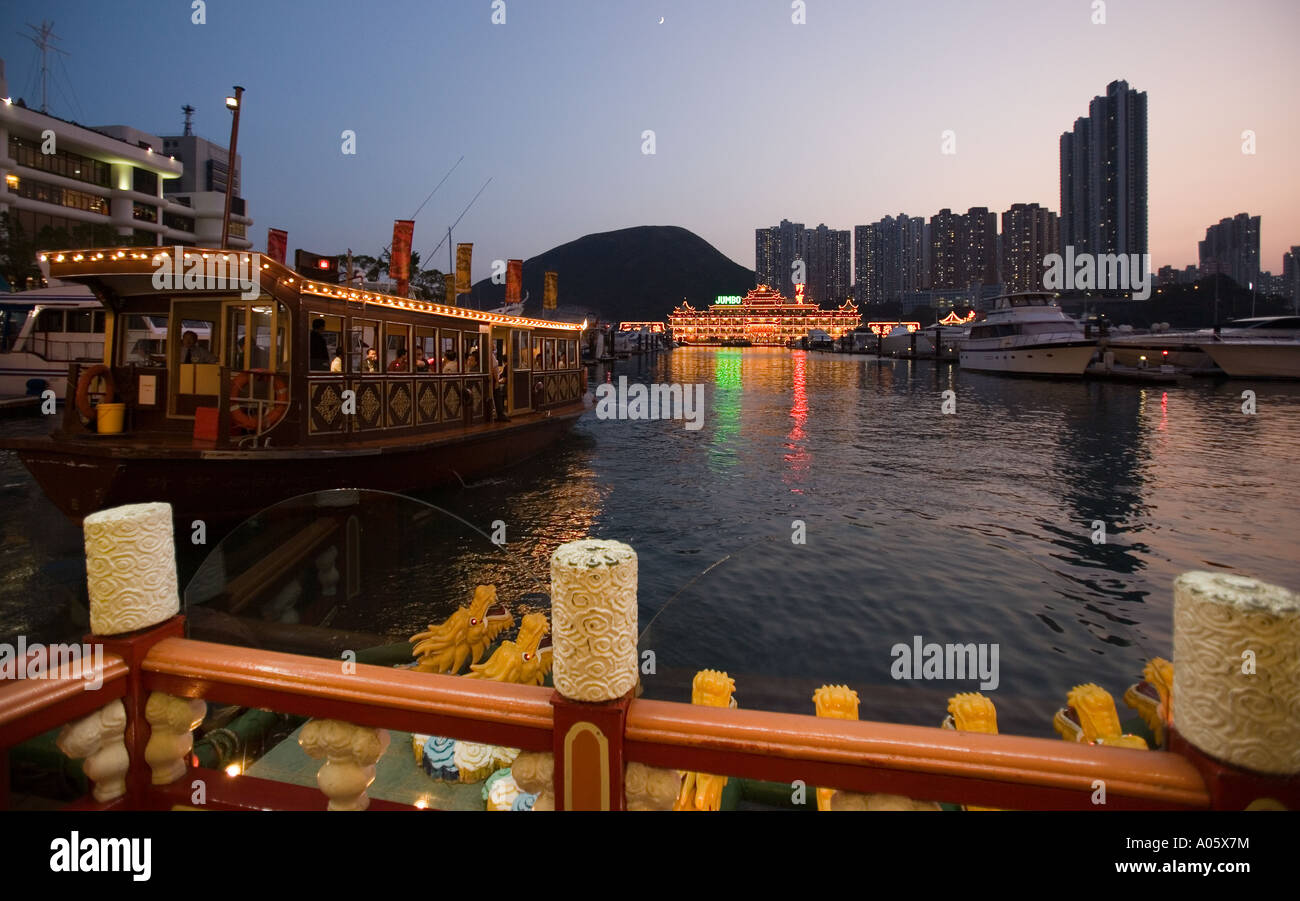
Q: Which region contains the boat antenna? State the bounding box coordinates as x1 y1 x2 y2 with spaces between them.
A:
423 176 493 304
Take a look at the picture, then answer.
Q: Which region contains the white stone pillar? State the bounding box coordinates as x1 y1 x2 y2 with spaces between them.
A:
144 692 206 784
83 502 179 635
550 539 638 702
56 699 129 803
299 720 390 811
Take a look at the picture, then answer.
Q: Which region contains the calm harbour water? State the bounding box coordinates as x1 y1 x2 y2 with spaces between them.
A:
3 347 1298 737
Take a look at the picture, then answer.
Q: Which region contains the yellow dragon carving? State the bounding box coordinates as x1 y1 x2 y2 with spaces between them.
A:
675 670 736 811
466 612 553 685
1123 658 1173 746
409 585 514 675
1053 683 1148 749
813 685 860 811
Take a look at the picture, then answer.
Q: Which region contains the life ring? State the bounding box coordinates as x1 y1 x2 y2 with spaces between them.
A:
229 369 289 431
75 365 116 422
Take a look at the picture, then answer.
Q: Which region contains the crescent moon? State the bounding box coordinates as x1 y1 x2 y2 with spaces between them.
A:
658 17 665 24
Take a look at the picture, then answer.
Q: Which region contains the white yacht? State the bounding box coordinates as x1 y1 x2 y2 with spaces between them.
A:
959 292 1096 376
1198 316 1300 379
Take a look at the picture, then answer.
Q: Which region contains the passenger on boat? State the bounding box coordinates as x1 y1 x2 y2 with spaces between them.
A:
309 318 330 371
330 354 343 373
388 349 409 372
466 350 480 372
442 348 459 373
493 353 509 421
179 330 217 364
363 347 380 372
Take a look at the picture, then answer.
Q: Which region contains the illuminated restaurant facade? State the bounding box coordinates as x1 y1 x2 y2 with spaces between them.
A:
668 284 860 345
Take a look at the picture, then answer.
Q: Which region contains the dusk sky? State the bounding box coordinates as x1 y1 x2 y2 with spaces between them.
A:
3 0 1297 281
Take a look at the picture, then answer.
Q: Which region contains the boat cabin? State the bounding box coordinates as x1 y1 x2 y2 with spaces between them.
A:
39 248 586 446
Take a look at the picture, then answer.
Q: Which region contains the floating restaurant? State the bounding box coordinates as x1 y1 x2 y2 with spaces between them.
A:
668 285 860 345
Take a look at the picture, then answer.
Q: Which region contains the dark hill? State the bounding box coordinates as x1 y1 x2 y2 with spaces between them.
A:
463 225 754 323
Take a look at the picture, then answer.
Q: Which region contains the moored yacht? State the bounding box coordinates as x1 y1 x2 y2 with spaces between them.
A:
959 292 1096 376
1198 316 1300 379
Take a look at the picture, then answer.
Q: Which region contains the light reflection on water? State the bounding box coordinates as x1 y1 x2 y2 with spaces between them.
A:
2 348 1298 738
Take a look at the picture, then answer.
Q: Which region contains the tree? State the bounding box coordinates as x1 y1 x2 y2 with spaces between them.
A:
0 212 41 291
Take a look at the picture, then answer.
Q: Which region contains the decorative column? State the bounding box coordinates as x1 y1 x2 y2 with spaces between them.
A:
82 502 188 806
1168 571 1300 809
56 699 129 803
144 693 206 784
299 720 390 811
549 539 638 810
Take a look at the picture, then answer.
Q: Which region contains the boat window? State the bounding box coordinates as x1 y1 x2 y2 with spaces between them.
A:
544 338 556 371
568 339 577 367
123 313 167 364
413 326 436 372
36 308 64 332
351 318 379 373
225 307 246 370
385 323 411 372
462 333 482 373
67 310 96 333
533 336 544 370
309 312 343 372
512 329 530 371
94 310 105 333
248 306 273 370
440 333 460 373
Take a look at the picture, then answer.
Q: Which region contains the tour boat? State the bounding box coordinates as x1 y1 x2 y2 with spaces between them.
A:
959 292 1097 376
0 247 588 524
0 284 106 400
1196 316 1300 379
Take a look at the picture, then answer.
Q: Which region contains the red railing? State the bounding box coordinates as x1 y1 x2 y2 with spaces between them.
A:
0 618 1219 811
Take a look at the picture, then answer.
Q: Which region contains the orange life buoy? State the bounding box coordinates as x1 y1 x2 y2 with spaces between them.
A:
229 369 289 431
75 364 116 422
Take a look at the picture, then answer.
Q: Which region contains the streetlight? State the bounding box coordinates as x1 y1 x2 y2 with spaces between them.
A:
220 86 244 249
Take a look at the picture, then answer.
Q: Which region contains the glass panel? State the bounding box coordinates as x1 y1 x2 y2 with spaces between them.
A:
36 309 64 332
440 333 459 372
532 337 543 371
462 333 481 373
179 318 218 364
93 310 106 333
385 323 411 372
250 306 273 370
543 338 555 372
309 312 342 372
225 307 247 370
512 330 530 371
414 326 436 372
352 319 379 373
67 310 95 333
124 313 167 364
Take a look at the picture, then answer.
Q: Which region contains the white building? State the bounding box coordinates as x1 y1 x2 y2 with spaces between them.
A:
0 57 252 259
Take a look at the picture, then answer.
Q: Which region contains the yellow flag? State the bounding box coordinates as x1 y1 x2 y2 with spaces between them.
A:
543 271 558 310
455 243 473 304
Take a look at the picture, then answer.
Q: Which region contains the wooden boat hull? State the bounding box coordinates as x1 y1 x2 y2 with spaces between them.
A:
5 409 583 525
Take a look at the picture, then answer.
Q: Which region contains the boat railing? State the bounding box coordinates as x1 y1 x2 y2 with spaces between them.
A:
5 528 1295 812
0 614 1228 812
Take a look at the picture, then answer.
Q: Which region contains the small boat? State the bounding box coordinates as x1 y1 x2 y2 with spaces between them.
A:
0 247 588 524
1196 316 1300 379
959 292 1097 376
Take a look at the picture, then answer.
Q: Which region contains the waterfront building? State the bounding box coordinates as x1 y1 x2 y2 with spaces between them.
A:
755 226 777 290
1284 246 1300 304
1198 213 1260 289
962 207 999 288
1000 203 1059 292
668 284 860 345
1059 80 1148 269
855 214 927 306
804 223 850 306
0 59 253 252
929 208 963 291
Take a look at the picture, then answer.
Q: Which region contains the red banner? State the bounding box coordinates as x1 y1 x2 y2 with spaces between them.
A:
391 220 415 297
506 259 522 305
266 228 288 264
